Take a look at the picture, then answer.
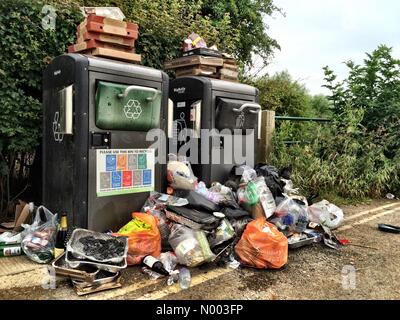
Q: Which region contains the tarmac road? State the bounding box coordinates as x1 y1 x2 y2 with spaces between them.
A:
1 200 399 300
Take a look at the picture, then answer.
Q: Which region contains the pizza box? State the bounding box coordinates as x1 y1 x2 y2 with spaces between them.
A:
77 21 138 39
85 15 139 31
68 39 135 53
83 47 141 63
218 68 239 78
165 55 223 70
222 63 239 71
76 31 136 47
182 48 222 58
176 68 216 77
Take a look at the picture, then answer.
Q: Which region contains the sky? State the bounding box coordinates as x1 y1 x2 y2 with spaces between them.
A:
261 0 400 95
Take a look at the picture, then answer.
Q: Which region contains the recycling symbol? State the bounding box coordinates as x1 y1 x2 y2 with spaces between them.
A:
52 111 64 143
236 112 245 128
124 99 142 120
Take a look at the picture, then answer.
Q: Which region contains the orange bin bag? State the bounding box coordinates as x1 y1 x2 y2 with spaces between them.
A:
235 218 288 269
115 212 161 266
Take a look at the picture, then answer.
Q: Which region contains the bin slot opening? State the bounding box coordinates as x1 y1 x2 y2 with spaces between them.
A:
215 98 260 133
95 81 161 132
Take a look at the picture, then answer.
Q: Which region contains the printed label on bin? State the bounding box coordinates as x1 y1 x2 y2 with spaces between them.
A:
117 154 127 171
142 169 152 185
112 171 122 188
96 149 155 197
106 155 116 171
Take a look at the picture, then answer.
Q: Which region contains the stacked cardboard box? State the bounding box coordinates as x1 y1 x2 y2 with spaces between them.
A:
218 54 239 82
164 49 239 82
68 15 141 63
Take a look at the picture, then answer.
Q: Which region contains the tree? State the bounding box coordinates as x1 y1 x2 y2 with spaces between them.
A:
246 71 313 116
310 94 332 118
197 0 281 66
59 0 280 69
324 45 400 156
270 45 400 200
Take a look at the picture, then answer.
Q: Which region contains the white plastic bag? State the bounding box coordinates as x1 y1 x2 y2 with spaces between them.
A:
308 200 344 230
168 224 215 267
21 206 57 264
167 154 198 190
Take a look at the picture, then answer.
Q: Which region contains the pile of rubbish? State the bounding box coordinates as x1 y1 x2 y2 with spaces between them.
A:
111 156 344 288
164 33 239 82
0 156 346 295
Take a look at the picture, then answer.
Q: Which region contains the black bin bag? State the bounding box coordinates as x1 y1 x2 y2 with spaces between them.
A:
167 205 220 231
174 190 221 213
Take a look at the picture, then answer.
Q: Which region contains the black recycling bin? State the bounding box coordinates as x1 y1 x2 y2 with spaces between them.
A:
42 54 169 232
169 77 261 185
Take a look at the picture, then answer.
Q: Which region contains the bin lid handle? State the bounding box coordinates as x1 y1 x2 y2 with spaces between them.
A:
233 103 261 114
118 86 161 102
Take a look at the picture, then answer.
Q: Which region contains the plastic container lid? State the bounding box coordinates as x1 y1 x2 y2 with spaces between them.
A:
213 212 225 219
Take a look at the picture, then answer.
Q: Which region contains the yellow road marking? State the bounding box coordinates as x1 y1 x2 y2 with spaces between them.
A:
87 277 157 300
345 202 400 222
136 267 235 300
339 208 399 232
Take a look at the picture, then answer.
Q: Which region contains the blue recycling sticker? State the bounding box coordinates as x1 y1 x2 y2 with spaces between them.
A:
111 171 122 188
106 155 117 171
142 169 152 185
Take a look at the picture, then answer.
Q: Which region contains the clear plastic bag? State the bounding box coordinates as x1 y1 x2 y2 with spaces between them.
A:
308 200 344 230
158 252 178 273
254 177 276 218
271 195 309 233
168 224 215 267
208 219 236 248
239 165 257 184
237 181 259 206
21 206 57 264
281 178 299 195
195 181 224 204
167 154 198 190
208 182 238 207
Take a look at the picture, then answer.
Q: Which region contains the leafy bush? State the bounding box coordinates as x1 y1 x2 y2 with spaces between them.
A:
271 46 400 202
0 0 82 209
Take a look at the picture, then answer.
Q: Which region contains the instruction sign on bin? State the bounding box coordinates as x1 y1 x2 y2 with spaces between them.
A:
96 149 155 197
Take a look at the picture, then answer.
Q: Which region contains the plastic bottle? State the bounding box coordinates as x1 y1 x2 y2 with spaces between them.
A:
179 267 191 290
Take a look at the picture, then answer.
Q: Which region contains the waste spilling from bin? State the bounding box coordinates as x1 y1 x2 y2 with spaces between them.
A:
1 156 347 295
0 5 347 296
164 33 239 82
